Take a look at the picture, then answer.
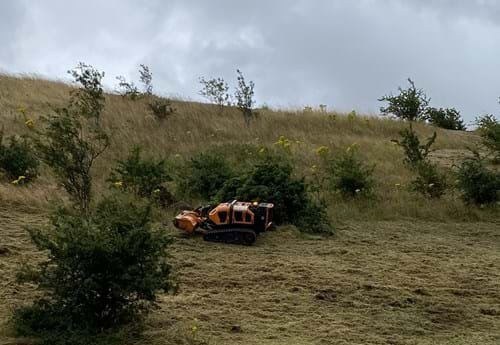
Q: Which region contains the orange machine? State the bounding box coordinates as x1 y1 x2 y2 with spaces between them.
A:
173 200 274 245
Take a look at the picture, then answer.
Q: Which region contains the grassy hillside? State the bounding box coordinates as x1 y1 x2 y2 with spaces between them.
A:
0 74 490 221
1 75 500 345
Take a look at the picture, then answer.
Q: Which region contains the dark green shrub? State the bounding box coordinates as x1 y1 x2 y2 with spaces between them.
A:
456 157 500 205
392 124 436 166
14 194 174 345
109 146 171 199
182 150 234 200
476 114 500 161
425 107 466 131
148 98 175 121
410 161 448 198
0 133 39 182
216 155 331 233
34 63 109 213
379 79 430 122
324 147 375 197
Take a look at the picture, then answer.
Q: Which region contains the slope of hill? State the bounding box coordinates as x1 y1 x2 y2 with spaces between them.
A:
1 75 499 345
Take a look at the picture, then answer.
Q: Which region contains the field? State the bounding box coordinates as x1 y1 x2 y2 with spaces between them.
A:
1 75 500 344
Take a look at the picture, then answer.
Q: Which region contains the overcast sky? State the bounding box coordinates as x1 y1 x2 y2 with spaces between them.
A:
1 0 500 123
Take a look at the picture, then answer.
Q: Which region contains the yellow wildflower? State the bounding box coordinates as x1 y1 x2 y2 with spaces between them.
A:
17 107 26 114
25 119 34 129
258 147 266 154
275 135 291 150
346 143 358 152
153 188 160 194
113 181 123 188
192 325 198 333
316 146 329 156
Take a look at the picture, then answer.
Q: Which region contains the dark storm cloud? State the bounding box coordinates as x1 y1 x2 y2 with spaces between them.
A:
1 0 499 122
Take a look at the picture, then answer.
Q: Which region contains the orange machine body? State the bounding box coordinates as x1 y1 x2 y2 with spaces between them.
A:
173 210 203 234
172 200 274 245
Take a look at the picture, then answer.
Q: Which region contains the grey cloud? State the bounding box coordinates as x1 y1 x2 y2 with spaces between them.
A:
1 0 499 122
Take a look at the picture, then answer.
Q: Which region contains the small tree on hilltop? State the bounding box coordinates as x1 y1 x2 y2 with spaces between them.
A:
68 63 106 124
234 69 256 124
139 64 153 95
425 107 466 131
475 114 500 161
379 78 430 122
199 76 231 111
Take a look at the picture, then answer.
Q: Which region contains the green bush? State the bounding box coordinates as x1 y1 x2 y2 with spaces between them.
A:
13 194 174 345
379 79 430 122
234 69 256 124
0 133 39 182
182 150 234 200
199 76 231 111
216 154 331 233
109 146 172 199
34 63 109 213
476 114 500 161
456 157 500 205
425 107 466 131
392 124 436 166
323 146 375 197
148 98 175 121
410 161 448 198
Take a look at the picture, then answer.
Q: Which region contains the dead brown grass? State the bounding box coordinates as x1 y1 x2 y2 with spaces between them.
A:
1 211 499 345
0 74 489 221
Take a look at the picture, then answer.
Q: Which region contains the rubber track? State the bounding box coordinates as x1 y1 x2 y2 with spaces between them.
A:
203 228 257 246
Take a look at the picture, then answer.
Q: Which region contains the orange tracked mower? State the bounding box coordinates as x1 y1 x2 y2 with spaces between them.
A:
173 200 274 245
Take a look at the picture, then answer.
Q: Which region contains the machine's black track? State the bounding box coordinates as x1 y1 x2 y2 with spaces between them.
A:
203 228 257 246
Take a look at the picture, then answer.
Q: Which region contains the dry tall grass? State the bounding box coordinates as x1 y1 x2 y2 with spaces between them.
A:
0 74 492 221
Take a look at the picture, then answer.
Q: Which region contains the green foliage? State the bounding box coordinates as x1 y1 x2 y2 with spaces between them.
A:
410 161 448 198
109 146 171 199
182 150 234 200
199 76 231 110
234 69 256 124
216 154 331 233
392 124 436 166
323 146 375 197
475 114 500 161
115 65 153 100
139 64 153 95
0 132 39 182
148 98 175 121
115 75 140 100
13 194 173 345
35 63 109 213
379 79 430 122
68 62 105 124
456 157 500 205
425 107 466 131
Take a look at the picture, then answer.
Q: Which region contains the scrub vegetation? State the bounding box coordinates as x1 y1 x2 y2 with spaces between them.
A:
0 68 499 345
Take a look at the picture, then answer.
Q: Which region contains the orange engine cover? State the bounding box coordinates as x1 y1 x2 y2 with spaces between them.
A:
173 211 202 234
